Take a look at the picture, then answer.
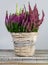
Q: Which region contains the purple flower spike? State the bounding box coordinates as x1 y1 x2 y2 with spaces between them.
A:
5 11 9 25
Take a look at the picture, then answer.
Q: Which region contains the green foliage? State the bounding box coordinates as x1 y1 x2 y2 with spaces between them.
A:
32 28 38 32
6 22 38 32
6 22 27 32
12 23 19 32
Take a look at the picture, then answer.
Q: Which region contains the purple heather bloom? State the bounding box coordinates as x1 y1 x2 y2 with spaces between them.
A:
33 4 39 23
28 2 32 14
8 14 19 24
5 3 45 32
5 11 9 25
18 11 25 25
37 10 45 26
12 14 19 23
8 13 12 22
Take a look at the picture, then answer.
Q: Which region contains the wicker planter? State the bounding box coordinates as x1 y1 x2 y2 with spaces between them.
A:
11 32 38 57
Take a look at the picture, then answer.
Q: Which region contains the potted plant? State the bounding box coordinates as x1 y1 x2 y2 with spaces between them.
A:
5 3 45 56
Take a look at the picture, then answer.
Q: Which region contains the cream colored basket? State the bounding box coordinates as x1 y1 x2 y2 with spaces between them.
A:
11 32 38 57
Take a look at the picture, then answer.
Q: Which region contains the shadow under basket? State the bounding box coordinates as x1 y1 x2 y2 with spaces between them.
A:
11 32 38 57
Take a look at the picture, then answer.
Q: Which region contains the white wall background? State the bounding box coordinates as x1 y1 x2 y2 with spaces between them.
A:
0 0 48 50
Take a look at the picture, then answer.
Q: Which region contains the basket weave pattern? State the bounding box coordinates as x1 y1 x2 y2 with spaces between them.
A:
11 32 38 56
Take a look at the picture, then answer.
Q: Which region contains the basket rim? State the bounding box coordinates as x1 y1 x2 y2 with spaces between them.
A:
11 32 38 34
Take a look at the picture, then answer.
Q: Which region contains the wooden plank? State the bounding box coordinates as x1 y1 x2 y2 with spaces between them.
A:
0 50 48 64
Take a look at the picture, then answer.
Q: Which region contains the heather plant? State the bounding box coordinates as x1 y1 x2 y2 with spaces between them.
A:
5 3 45 32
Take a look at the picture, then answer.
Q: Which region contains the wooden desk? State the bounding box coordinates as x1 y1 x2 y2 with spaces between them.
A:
0 50 48 65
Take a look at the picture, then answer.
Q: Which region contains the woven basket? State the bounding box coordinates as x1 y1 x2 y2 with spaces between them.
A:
11 32 38 57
